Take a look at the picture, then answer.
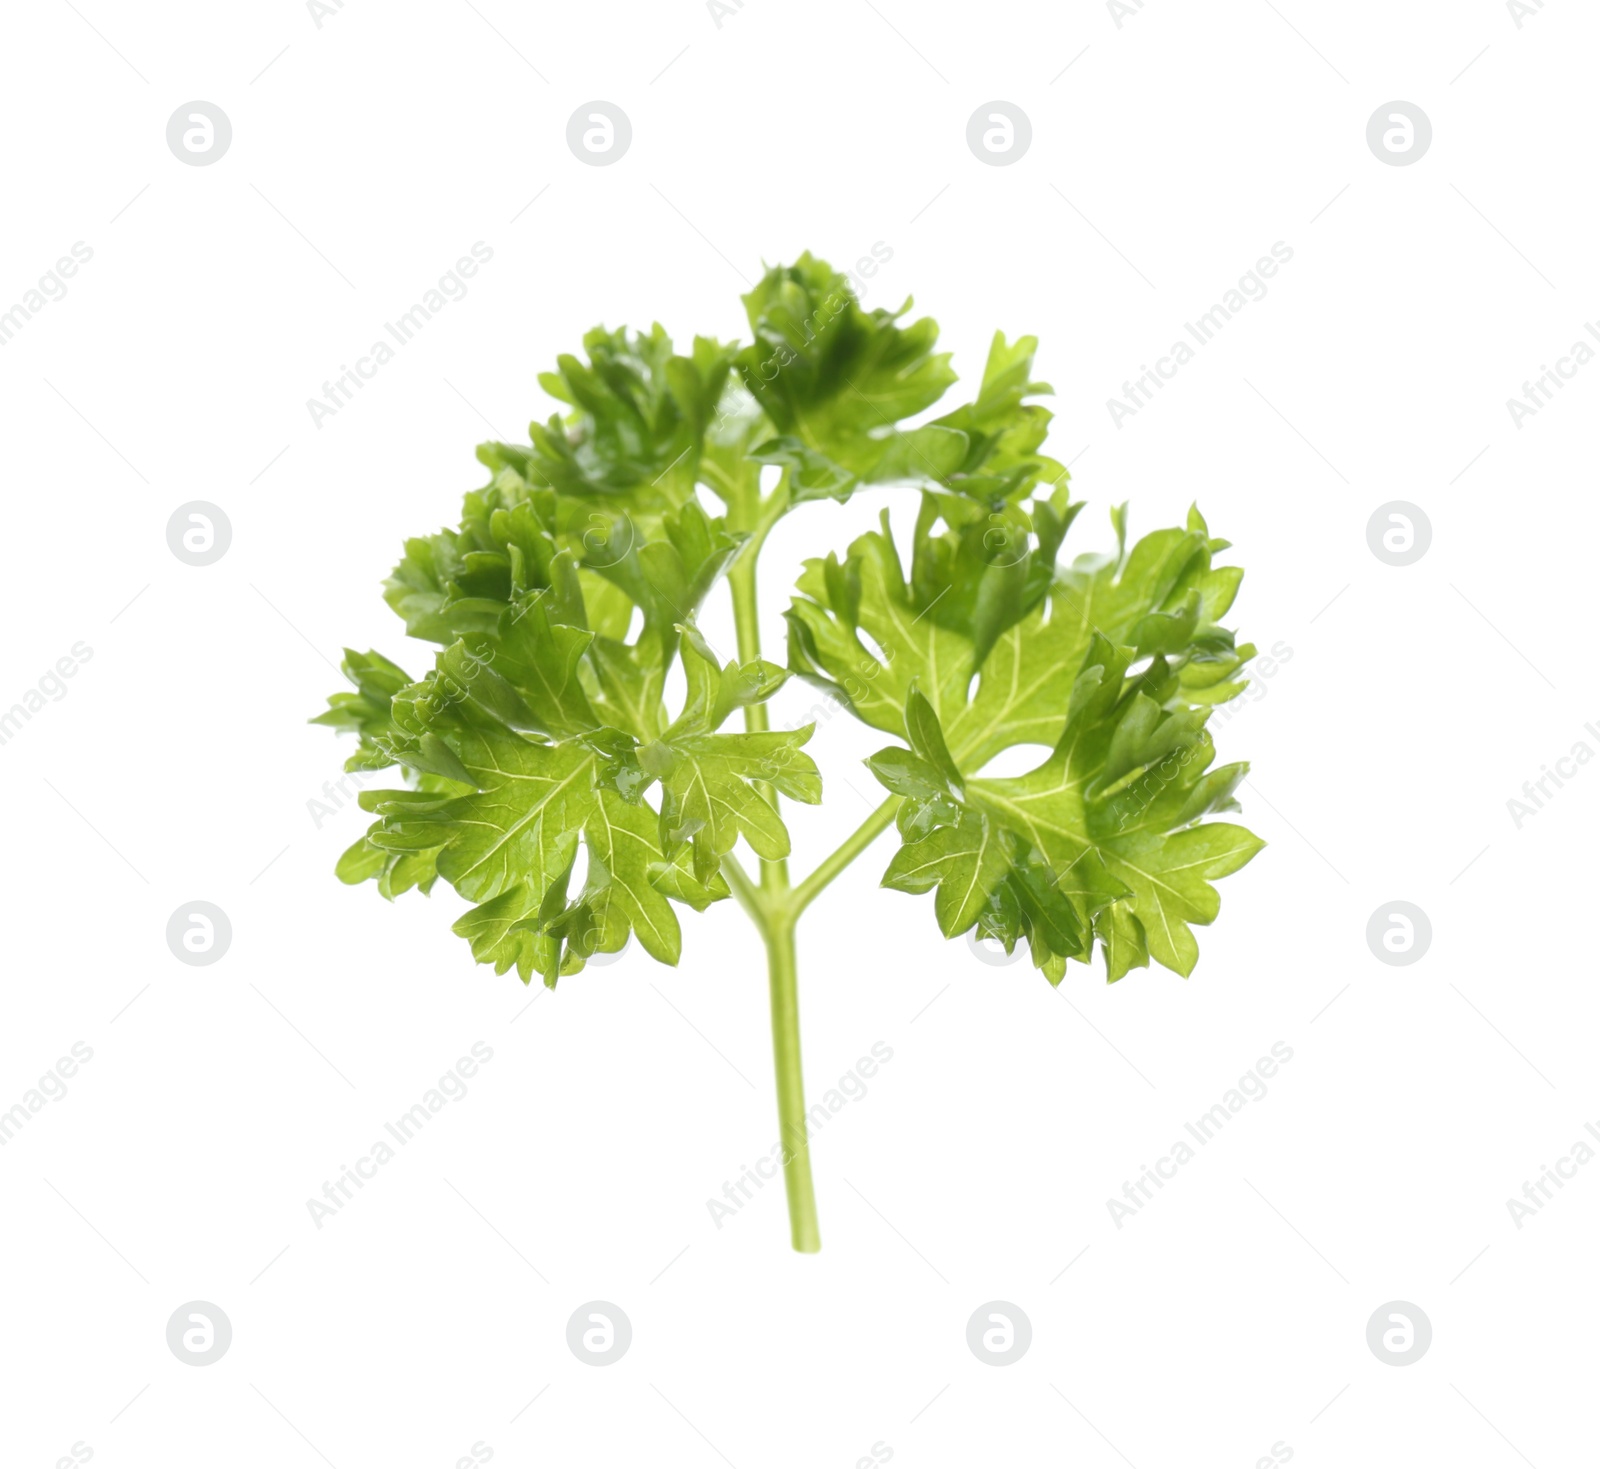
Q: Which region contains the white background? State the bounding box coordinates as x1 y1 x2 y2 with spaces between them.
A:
2 1 1597 1464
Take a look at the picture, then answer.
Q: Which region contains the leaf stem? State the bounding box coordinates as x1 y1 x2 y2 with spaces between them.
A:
786 795 901 920
729 477 792 892
764 913 820 1252
728 472 822 1248
723 475 904 1251
728 560 767 691
719 853 766 936
723 466 917 1250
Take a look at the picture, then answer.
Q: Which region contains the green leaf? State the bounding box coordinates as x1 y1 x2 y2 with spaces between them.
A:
736 254 956 452
928 331 1066 502
367 721 594 904
903 687 964 792
830 503 1263 979
311 648 414 771
583 785 683 965
641 631 821 882
862 747 950 802
453 884 558 984
318 251 1263 1003
527 324 734 509
1094 899 1149 983
649 846 733 910
332 635 777 980
883 810 1011 938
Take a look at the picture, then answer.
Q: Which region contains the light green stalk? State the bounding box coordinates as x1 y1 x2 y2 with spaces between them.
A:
722 475 900 1252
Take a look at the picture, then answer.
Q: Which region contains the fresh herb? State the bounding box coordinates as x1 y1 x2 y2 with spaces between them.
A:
315 252 1264 1252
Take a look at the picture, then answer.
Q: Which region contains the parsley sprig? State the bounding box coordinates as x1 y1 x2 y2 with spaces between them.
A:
316 253 1263 1251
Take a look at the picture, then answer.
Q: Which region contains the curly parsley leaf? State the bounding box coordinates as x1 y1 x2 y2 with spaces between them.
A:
317 255 1262 996
317 482 803 982
804 499 1263 980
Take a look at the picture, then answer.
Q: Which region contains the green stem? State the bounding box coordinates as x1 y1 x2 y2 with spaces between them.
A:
720 853 766 936
727 475 818 1248
728 552 768 674
786 795 901 920
764 913 820 1251
721 471 923 1249
728 491 789 887
721 475 902 1252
